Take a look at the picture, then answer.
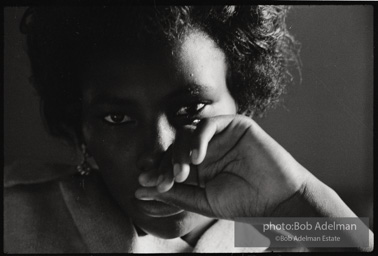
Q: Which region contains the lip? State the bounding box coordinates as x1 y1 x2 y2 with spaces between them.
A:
135 199 184 217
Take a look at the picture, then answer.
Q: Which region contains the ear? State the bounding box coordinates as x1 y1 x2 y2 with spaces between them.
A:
86 153 99 170
78 143 100 170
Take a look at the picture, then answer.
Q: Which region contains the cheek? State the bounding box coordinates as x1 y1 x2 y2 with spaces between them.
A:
82 123 140 190
216 92 238 116
227 96 238 114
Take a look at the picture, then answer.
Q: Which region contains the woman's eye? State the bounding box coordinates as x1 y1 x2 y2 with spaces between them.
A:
103 113 133 124
176 103 206 116
175 102 208 126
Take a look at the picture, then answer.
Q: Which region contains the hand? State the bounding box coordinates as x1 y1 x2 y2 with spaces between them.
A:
135 115 311 220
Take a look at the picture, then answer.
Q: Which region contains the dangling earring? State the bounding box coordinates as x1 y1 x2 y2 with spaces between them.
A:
77 144 92 176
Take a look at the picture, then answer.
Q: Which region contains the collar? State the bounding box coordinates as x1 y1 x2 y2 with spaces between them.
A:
7 160 269 253
6 160 270 253
59 171 137 253
59 171 269 253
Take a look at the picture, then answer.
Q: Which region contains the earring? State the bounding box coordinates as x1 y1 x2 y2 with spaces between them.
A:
77 144 92 176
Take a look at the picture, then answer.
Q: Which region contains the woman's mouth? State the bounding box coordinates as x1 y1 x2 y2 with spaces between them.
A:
135 199 184 217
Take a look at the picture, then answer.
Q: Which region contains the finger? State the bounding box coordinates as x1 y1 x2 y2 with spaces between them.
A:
160 164 201 188
156 173 174 193
159 157 201 188
173 163 190 183
172 126 195 183
156 146 175 193
135 183 214 218
192 115 256 167
137 142 200 192
190 115 236 165
182 164 202 187
137 145 175 191
138 170 160 187
143 164 200 191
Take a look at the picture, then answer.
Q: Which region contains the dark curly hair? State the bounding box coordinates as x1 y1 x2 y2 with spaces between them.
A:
20 5 300 144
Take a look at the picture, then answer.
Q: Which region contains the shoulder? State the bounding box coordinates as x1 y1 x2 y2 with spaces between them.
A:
4 160 137 253
4 160 88 253
4 160 79 213
4 159 77 188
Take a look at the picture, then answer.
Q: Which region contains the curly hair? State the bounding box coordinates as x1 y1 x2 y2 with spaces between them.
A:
20 5 300 144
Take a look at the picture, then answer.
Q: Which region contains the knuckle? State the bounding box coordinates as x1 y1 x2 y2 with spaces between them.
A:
197 117 211 131
234 114 252 124
234 114 256 130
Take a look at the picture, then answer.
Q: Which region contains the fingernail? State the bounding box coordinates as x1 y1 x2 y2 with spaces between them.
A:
158 179 174 193
191 149 199 163
137 196 153 201
175 163 190 183
135 190 153 200
173 163 180 177
138 173 148 186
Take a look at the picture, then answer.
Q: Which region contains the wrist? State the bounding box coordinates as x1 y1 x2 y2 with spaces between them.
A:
269 173 346 218
268 174 373 252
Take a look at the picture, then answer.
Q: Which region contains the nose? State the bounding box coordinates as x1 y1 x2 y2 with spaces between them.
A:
136 114 175 172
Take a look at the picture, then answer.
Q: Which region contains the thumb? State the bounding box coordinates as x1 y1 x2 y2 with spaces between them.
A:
135 184 214 218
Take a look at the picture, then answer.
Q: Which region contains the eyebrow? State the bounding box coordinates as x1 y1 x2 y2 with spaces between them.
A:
88 94 136 108
166 83 212 100
87 83 213 108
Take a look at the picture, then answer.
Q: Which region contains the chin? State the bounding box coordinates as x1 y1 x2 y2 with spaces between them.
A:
135 211 204 239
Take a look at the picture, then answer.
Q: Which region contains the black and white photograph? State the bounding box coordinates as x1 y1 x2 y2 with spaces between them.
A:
4 4 374 253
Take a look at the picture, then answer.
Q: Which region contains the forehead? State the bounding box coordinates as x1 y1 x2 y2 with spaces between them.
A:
174 30 226 79
80 30 227 104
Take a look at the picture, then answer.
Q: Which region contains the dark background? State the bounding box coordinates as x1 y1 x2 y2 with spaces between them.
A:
4 6 373 227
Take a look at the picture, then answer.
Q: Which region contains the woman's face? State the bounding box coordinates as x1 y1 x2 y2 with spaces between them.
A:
81 30 237 238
